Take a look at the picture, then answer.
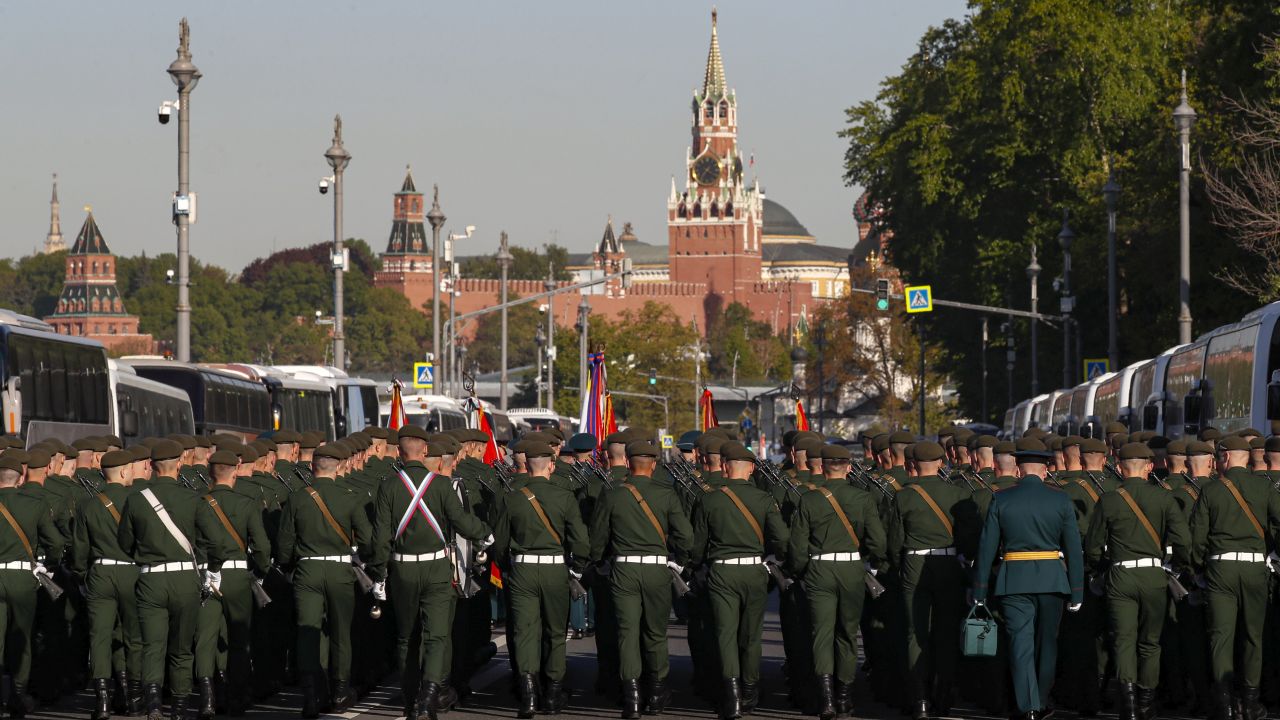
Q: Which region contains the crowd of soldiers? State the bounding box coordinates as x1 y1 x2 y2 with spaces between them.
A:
0 418 1276 720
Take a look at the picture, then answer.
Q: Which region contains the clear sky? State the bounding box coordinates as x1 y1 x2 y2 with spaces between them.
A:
0 1 966 271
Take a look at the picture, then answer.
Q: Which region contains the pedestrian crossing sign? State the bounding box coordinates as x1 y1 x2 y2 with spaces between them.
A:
660 434 674 449
413 361 435 389
904 285 933 314
1084 358 1109 381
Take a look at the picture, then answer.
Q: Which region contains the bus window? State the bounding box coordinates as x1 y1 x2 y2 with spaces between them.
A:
1202 325 1258 433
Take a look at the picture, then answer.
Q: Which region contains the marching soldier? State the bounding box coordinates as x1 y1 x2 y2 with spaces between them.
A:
691 441 787 720
786 444 886 720
1189 434 1280 720
589 439 693 718
116 439 218 720
72 449 142 720
275 442 375 718
1059 437 1110 715
1084 442 1191 720
367 427 492 720
972 437 1085 720
491 440 589 718
889 440 979 718
193 450 271 718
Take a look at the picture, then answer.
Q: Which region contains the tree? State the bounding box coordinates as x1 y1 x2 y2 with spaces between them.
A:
460 243 573 281
705 302 790 383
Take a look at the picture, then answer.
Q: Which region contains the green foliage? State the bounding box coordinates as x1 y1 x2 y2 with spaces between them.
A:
466 296 544 374
842 0 1279 423
705 302 790 383
460 243 574 281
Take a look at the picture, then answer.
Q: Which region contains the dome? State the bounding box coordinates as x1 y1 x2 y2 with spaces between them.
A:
762 198 815 243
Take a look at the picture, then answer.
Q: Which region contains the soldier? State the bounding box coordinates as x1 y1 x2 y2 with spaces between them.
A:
116 439 218 720
448 428 500 705
272 430 308 491
888 440 979 718
589 439 692 718
786 444 886 719
691 441 788 720
275 442 375 718
972 437 1085 720
72 449 142 720
0 451 65 719
1058 436 1110 715
367 427 492 720
193 450 271 719
1084 442 1191 720
675 431 700 468
1189 434 1280 720
491 440 589 718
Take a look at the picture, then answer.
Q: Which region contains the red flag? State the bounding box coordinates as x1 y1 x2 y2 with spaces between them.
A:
388 380 407 430
699 389 719 432
604 392 618 435
795 400 810 431
489 563 503 589
477 410 500 464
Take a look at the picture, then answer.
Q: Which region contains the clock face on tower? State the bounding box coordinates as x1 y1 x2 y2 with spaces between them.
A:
693 155 721 185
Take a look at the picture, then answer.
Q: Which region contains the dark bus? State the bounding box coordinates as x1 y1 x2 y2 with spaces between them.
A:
0 311 111 445
120 358 272 439
109 360 195 446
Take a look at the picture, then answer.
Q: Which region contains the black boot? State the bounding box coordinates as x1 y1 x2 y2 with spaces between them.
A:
912 699 931 720
621 678 641 719
112 672 129 716
544 678 567 715
1240 687 1265 720
817 675 836 720
517 673 537 719
128 678 144 716
92 678 112 720
741 682 758 713
331 680 355 713
145 683 164 720
1118 682 1137 720
196 677 215 720
299 677 318 720
435 679 457 713
721 678 742 720
214 671 227 715
1136 686 1158 720
1211 681 1234 720
8 679 34 720
644 678 670 716
836 680 852 716
169 694 188 720
418 682 440 720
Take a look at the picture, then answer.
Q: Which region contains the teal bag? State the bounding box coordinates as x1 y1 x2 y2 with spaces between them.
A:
962 603 998 658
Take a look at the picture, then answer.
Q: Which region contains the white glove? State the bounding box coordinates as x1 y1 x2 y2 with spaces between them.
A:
568 569 583 580
478 534 495 551
372 581 387 601
33 561 48 577
206 570 222 593
666 561 684 575
1067 602 1082 613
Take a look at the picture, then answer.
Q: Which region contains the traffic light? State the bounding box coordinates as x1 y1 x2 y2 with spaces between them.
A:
876 278 890 311
648 368 657 385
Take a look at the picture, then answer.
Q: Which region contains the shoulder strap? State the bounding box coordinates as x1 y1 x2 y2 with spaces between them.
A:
623 483 666 545
519 487 562 545
304 486 351 546
1183 483 1200 503
0 501 35 564
96 494 122 525
1218 476 1265 540
908 484 954 537
203 496 246 553
1115 488 1162 555
816 487 860 548
719 485 764 544
1073 478 1100 503
140 488 193 555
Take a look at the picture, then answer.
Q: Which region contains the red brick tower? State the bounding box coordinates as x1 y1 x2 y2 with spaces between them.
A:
667 9 764 301
45 209 150 350
381 166 430 273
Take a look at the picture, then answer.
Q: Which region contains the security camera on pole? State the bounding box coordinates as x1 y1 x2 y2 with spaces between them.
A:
322 116 351 370
162 18 200 362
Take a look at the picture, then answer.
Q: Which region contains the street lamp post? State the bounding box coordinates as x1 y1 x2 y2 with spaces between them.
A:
1103 168 1120 370
577 295 590 410
1173 70 1198 345
496 232 513 410
1058 211 1075 388
323 116 351 370
445 226 474 396
535 325 546 399
1027 245 1042 397
1004 319 1015 410
812 323 827 434
545 264 556 411
166 19 200 362
981 316 989 424
427 187 446 366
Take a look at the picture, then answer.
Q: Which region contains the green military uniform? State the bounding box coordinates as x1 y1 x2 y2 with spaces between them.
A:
786 445 886 720
275 443 374 717
193 461 271 718
449 443 499 700
690 442 788 720
588 440 693 718
1084 446 1191 718
116 439 219 720
492 440 588 718
973 441 1084 719
27 457 79 705
888 442 979 717
71 450 143 720
1188 450 1280 719
367 431 491 720
0 457 65 719
1055 461 1109 714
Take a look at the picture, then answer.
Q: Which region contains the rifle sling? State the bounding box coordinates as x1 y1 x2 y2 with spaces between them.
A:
304 486 351 547
1074 478 1100 504
96 494 122 524
519 487 561 546
816 487 860 549
719 485 764 545
204 496 247 553
1219 475 1265 540
909 484 954 538
623 483 667 546
0 501 35 565
1115 488 1163 556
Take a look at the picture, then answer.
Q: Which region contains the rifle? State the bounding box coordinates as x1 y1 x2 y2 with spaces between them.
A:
569 572 588 601
764 556 793 591
34 566 64 601
757 461 803 502
863 565 887 599
661 461 704 501
493 461 514 492
669 564 691 597
1083 470 1108 496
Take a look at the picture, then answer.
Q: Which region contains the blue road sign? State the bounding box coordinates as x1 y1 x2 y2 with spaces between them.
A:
905 285 933 314
1084 358 1109 381
413 362 435 389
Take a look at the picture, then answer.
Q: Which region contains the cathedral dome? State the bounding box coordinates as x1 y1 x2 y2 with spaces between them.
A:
762 199 815 243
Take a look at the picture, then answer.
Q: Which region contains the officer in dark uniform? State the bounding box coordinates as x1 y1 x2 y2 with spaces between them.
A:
973 437 1085 720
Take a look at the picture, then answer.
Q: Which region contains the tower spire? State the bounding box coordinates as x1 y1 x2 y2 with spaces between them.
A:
45 173 64 254
703 7 726 99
